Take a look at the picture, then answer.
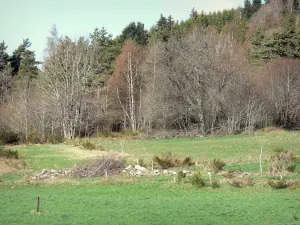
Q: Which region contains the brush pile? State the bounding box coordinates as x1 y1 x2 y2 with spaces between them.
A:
72 156 125 178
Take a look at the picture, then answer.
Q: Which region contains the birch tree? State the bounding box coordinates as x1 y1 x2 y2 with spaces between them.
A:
43 36 96 139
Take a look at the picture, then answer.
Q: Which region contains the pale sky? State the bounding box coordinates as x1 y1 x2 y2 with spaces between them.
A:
1 0 243 61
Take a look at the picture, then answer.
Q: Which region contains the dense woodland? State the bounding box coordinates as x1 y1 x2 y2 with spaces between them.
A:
1 0 300 142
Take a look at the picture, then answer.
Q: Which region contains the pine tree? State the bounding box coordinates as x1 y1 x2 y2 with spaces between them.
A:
9 39 32 76
120 22 148 46
252 0 262 13
0 41 9 72
190 7 198 20
157 14 168 30
90 27 121 87
18 49 39 79
293 0 300 12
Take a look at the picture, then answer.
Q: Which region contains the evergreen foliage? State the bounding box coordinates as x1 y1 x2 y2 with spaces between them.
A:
250 13 300 63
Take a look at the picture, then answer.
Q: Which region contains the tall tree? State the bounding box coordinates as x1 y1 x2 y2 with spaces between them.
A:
243 0 253 19
10 39 31 76
109 40 145 131
90 27 121 87
0 41 9 72
120 22 148 46
252 0 262 13
0 41 12 102
43 36 96 139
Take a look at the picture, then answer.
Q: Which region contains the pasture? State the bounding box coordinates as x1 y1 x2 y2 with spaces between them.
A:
1 131 300 225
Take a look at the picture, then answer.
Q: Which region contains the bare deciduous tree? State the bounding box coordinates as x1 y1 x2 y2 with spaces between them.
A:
43 36 96 139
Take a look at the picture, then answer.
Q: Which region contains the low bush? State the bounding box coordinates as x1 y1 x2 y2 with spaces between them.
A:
269 149 297 174
189 172 205 187
229 177 254 188
43 134 64 144
81 141 97 150
27 130 41 144
97 131 119 138
210 180 220 189
0 142 19 159
137 158 147 167
176 170 186 183
268 178 288 189
182 157 194 167
287 180 300 190
0 157 26 170
212 159 226 173
121 130 139 137
153 152 194 169
0 127 21 144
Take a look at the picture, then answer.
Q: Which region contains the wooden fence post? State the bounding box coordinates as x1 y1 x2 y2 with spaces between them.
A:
37 197 40 212
260 148 263 175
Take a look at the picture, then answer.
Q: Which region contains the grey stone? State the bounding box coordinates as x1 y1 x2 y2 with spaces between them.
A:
134 165 147 172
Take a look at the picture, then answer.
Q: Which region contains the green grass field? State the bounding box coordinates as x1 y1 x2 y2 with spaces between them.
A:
1 131 300 225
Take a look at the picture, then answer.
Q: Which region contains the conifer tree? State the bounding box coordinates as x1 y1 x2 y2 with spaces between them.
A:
243 0 252 19
0 41 9 72
252 0 262 14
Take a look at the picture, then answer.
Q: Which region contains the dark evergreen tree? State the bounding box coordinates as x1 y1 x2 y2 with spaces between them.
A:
250 14 300 63
243 0 252 19
18 49 39 79
252 0 262 14
293 0 299 12
9 39 31 76
0 41 9 72
190 7 198 20
120 22 148 46
90 27 121 86
157 14 168 30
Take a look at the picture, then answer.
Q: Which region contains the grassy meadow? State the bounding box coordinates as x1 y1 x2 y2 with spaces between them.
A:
1 131 300 225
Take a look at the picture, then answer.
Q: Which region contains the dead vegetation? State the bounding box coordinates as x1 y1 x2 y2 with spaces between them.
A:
269 149 297 174
153 152 194 169
228 177 255 188
72 155 125 178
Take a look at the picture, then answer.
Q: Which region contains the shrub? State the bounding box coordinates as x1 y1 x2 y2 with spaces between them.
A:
212 159 226 173
0 144 19 160
97 131 118 138
153 152 194 169
27 130 41 144
287 180 300 190
44 134 64 144
154 152 176 169
122 130 139 136
268 178 288 189
137 158 147 167
189 172 205 187
229 177 255 188
210 180 220 189
0 157 26 170
81 141 97 150
269 149 297 174
182 157 194 167
176 170 186 183
0 126 20 144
